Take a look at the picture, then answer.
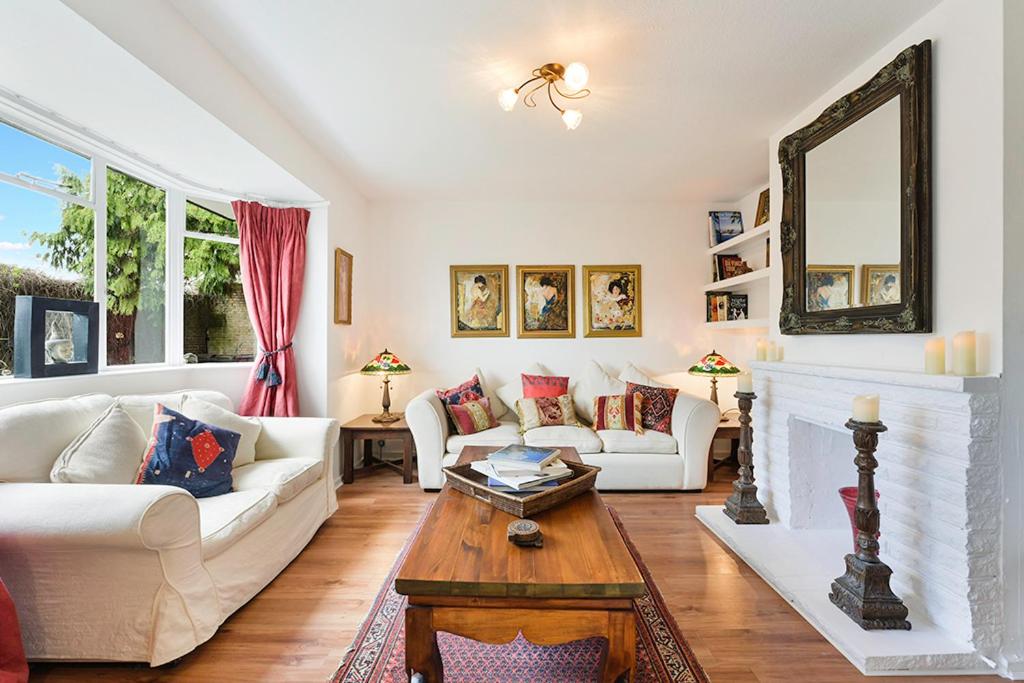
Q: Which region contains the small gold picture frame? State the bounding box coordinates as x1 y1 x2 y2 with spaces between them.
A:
806 264 854 312
754 188 770 227
450 265 509 337
334 248 353 324
517 265 574 338
861 264 901 307
582 265 642 337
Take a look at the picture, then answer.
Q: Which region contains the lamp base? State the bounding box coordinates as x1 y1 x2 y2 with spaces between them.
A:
372 411 403 424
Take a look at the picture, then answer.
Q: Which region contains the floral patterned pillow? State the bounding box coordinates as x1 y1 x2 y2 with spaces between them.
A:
625 382 679 434
592 393 644 435
515 395 580 432
436 375 486 429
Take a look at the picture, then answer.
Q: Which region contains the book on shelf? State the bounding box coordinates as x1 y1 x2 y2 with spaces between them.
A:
708 210 744 246
706 291 750 322
727 293 748 321
713 254 749 282
486 444 561 471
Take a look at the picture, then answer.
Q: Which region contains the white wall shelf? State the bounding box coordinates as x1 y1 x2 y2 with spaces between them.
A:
707 223 770 256
704 318 769 330
701 267 770 292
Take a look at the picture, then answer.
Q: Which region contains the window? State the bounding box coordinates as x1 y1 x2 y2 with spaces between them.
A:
106 168 166 365
0 125 93 375
183 199 254 363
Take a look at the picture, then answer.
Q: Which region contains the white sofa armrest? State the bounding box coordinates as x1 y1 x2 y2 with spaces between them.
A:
405 389 449 490
255 417 339 516
670 392 721 490
0 482 198 550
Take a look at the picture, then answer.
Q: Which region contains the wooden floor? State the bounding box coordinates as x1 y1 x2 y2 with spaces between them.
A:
31 465 994 683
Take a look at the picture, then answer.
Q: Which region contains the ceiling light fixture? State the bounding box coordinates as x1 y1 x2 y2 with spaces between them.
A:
498 62 590 130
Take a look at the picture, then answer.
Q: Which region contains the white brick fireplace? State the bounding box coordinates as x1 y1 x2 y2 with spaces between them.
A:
697 360 1001 675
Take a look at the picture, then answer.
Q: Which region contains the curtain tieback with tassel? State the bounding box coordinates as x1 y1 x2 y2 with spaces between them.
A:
255 343 293 387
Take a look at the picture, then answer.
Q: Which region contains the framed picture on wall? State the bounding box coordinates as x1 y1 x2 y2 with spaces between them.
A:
450 265 509 337
582 265 641 337
861 264 900 306
517 265 574 338
805 265 854 312
334 248 353 324
754 188 770 227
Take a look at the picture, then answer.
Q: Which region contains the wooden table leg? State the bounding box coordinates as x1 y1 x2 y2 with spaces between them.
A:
405 605 444 682
363 438 374 469
403 434 414 484
341 430 354 484
603 609 636 683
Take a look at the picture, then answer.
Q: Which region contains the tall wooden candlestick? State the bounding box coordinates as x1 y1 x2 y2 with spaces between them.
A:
724 391 768 524
829 419 911 630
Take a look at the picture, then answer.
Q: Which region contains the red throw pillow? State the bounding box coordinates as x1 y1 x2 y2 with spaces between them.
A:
625 382 679 434
521 373 570 398
446 398 499 436
593 393 644 435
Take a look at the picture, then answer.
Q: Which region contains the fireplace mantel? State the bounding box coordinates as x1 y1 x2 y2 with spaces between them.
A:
698 360 1001 675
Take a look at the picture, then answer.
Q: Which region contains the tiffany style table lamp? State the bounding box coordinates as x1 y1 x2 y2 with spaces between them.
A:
360 349 412 423
688 350 740 419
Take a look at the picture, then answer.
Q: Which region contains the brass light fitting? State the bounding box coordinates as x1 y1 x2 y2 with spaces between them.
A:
498 61 591 129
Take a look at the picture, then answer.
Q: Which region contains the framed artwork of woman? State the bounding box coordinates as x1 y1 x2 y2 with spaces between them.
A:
449 265 509 337
517 265 574 338
582 265 642 337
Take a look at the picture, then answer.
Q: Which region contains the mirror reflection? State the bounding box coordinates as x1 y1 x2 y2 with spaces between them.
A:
804 96 901 311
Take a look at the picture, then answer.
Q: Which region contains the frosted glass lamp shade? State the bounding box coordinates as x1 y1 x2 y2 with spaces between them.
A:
561 108 583 130
498 88 518 111
563 62 590 92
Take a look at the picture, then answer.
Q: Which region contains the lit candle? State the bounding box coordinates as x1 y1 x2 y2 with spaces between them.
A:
924 337 946 375
755 339 768 361
852 394 880 422
952 331 977 376
767 342 777 361
737 371 753 393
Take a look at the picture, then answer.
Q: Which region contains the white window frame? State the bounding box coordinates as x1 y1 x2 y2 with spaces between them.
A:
0 93 297 376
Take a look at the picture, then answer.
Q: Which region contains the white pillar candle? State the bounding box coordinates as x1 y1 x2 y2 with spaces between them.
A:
852 394 880 422
767 342 777 361
952 331 977 376
924 337 946 375
755 339 768 361
737 371 753 393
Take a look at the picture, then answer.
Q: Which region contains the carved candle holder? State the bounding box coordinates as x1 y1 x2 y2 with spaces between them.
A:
828 419 911 630
724 391 768 524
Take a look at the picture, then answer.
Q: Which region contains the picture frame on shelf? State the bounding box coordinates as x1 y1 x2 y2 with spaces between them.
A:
754 189 770 227
450 265 510 337
708 211 744 246
334 248 353 324
583 264 641 337
517 265 575 338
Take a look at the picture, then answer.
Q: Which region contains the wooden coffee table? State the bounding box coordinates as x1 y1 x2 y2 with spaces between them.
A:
395 445 645 682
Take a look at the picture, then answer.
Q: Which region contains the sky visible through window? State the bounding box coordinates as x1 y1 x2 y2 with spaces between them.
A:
0 122 91 280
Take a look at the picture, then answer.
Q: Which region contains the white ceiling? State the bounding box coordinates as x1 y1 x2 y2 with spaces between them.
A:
171 0 940 203
0 0 320 203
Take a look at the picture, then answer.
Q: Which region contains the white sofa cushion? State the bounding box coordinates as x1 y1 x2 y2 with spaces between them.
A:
581 451 685 490
618 362 670 388
495 362 551 415
598 428 678 454
232 458 322 503
50 403 148 484
198 489 277 560
573 360 626 423
446 420 523 455
181 395 262 467
0 393 112 482
523 425 603 454
119 390 233 435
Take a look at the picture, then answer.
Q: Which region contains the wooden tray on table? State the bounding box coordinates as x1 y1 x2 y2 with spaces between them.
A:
443 457 599 518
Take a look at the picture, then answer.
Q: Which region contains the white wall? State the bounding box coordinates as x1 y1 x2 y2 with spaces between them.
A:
368 200 764 413
767 0 1004 374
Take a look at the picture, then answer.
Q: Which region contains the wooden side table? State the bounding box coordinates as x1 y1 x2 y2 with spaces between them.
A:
340 414 416 485
707 414 741 485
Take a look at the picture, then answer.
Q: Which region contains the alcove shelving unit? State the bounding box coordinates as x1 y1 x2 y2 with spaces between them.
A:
703 196 771 330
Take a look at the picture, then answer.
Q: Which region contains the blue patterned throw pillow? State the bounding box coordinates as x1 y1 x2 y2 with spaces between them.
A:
136 404 241 498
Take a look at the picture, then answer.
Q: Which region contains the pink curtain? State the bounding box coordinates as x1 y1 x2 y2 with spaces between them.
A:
232 201 309 417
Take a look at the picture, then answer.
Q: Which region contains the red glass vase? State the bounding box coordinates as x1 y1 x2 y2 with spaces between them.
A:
839 486 880 553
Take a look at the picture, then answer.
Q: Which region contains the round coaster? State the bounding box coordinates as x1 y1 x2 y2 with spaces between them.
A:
507 519 543 547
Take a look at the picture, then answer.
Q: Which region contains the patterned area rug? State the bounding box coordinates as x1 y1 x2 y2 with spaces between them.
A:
330 506 708 683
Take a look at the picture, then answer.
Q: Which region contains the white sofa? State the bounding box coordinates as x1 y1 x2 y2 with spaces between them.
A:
0 390 339 666
406 363 720 491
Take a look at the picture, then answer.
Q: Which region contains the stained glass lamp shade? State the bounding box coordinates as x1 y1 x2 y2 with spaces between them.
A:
360 349 411 423
688 350 739 414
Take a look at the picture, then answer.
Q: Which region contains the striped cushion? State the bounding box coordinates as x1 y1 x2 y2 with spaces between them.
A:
592 393 644 435
445 398 499 436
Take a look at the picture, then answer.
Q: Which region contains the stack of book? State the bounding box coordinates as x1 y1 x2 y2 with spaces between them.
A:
706 292 748 322
470 445 573 494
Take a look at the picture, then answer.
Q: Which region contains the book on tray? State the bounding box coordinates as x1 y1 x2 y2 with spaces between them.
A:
471 456 573 492
485 444 561 471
